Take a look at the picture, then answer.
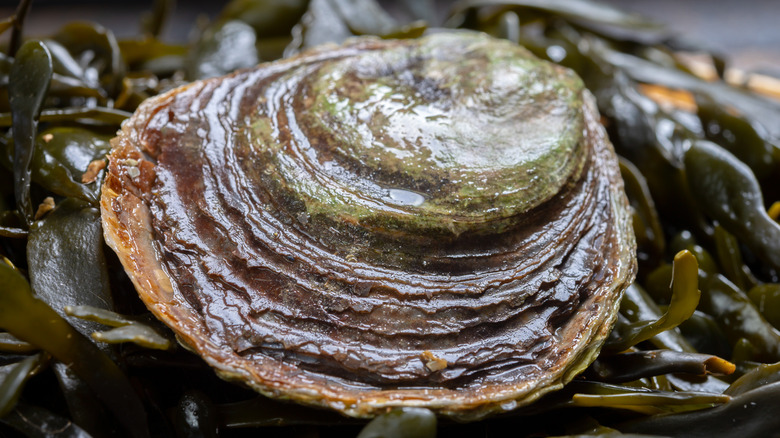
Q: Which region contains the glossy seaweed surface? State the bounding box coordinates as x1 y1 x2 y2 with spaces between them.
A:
1 0 780 437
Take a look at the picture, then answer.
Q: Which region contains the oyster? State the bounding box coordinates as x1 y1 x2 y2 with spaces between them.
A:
101 31 636 419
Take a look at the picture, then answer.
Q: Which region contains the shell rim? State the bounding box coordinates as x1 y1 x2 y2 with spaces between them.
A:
99 51 637 420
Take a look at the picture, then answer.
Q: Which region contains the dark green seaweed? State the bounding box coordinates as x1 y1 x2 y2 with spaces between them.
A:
2 0 780 437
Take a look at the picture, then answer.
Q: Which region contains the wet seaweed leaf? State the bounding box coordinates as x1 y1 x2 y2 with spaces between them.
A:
698 271 780 362
141 0 176 38
90 325 171 350
3 128 112 203
619 158 665 267
2 1 780 436
677 311 732 359
51 22 126 98
669 231 718 275
618 283 695 353
606 251 700 352
286 0 401 53
186 20 259 80
0 259 150 438
569 381 729 415
64 305 135 327
712 225 758 292
171 390 219 438
7 0 33 57
724 362 780 396
0 107 132 127
448 0 668 43
0 332 35 353
356 408 437 438
0 224 27 238
619 381 780 437
52 363 119 438
572 390 729 415
684 140 780 271
217 396 358 428
9 40 52 224
0 402 93 438
0 15 15 39
0 353 46 417
588 350 734 384
25 201 119 437
747 283 780 329
64 305 172 350
219 0 309 38
118 39 187 72
27 198 114 340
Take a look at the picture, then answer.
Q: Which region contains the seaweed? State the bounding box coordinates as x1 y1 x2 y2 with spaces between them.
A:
1 0 780 437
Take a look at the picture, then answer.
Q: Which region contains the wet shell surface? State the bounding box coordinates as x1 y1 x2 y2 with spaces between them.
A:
101 31 636 420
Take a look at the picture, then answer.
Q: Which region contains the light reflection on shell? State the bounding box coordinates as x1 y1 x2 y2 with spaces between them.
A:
101 31 636 420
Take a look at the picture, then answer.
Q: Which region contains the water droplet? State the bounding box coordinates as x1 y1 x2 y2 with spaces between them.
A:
387 188 425 207
546 45 566 63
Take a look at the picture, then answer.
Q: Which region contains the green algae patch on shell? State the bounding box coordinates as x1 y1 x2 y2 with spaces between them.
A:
100 31 636 420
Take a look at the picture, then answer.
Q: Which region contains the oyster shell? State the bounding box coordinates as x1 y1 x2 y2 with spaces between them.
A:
101 31 636 419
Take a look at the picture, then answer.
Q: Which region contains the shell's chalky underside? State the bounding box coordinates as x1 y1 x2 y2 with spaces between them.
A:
101 32 636 419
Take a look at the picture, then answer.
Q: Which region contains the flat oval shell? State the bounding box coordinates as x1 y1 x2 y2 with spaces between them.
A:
101 32 636 420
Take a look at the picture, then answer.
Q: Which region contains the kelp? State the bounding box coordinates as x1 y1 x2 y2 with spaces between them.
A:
604 250 700 353
0 259 151 438
1 402 92 438
356 408 437 438
9 40 51 224
65 305 172 350
1 0 780 437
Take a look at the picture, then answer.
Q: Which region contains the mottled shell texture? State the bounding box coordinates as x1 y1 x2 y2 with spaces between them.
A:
101 31 636 420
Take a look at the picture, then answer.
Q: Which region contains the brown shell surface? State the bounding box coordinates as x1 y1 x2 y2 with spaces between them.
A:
101 32 636 420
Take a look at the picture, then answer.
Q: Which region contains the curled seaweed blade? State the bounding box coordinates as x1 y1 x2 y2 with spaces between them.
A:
619 283 695 353
51 22 126 98
286 0 412 54
448 0 668 43
768 201 780 221
724 362 780 396
0 353 46 417
0 403 93 438
65 305 135 327
747 284 780 329
218 0 309 38
7 0 32 56
0 332 35 353
171 391 219 438
65 305 172 350
0 107 132 128
0 260 150 438
588 350 734 384
9 40 52 224
619 157 665 267
619 381 780 437
27 198 114 344
684 140 780 271
185 20 259 80
25 128 112 203
572 391 729 415
569 381 729 416
712 225 758 292
216 396 357 428
698 272 780 362
91 325 171 350
140 0 176 38
357 408 437 438
607 251 700 353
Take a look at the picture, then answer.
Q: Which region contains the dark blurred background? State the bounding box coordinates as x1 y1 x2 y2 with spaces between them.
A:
1 0 779 76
